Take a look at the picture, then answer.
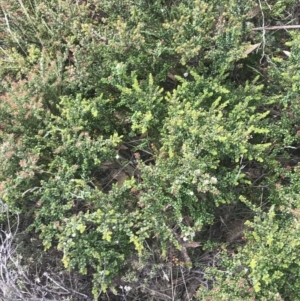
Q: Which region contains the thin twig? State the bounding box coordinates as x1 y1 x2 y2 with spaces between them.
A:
43 273 69 293
180 266 190 301
252 25 300 30
145 287 172 300
3 13 12 34
257 0 266 63
263 0 272 10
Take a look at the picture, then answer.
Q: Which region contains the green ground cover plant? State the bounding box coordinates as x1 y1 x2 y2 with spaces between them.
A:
1 0 300 300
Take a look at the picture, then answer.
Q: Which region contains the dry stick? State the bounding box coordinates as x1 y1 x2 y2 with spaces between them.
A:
257 0 266 63
252 25 300 30
180 266 190 301
145 287 172 300
171 265 175 301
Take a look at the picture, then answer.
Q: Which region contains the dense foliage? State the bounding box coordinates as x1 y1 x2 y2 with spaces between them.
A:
1 0 300 300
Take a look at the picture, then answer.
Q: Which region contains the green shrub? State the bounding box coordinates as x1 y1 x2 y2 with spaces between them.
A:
198 204 300 300
1 0 300 299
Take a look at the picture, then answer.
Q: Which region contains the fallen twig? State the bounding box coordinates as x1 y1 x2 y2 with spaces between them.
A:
252 25 300 31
